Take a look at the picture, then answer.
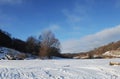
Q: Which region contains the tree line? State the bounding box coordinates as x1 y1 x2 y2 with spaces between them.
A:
0 29 63 59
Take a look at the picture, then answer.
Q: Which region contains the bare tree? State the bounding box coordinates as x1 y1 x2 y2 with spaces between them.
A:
39 30 61 58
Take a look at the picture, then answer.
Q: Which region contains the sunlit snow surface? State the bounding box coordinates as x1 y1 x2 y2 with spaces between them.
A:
0 59 120 79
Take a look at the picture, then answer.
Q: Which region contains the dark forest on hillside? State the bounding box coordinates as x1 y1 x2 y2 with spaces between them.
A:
0 29 64 59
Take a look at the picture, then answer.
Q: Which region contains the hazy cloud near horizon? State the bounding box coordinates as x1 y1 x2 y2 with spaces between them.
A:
62 25 120 53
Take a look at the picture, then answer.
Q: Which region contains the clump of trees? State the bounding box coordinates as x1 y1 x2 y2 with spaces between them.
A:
26 30 62 58
0 29 62 59
12 38 26 52
39 30 61 58
26 36 40 55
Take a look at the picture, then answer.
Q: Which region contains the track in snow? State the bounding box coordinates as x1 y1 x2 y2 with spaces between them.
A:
0 59 120 79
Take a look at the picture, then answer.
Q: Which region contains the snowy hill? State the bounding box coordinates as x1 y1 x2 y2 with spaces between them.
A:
0 47 38 60
0 47 24 60
0 59 120 79
102 50 120 58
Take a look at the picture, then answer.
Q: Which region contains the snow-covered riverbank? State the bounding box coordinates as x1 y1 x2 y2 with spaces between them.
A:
0 59 120 79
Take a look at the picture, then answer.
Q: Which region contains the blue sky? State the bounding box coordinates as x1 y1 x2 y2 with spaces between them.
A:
0 0 120 53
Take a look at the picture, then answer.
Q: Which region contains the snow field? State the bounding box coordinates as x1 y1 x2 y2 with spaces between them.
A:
0 59 120 79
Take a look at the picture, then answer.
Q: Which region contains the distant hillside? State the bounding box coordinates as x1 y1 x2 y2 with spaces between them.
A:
87 40 120 58
63 40 120 59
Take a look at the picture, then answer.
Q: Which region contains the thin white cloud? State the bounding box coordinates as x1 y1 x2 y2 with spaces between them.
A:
115 0 120 8
62 0 94 23
36 24 61 38
0 0 24 5
62 25 120 53
0 11 15 28
72 26 81 31
62 9 81 23
49 24 60 31
43 24 60 32
0 0 25 27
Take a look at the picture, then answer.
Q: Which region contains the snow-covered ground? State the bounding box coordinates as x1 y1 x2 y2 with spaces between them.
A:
0 47 38 60
0 59 120 79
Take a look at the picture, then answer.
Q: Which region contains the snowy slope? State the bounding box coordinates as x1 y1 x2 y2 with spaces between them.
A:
103 51 120 58
0 59 120 79
0 47 38 60
0 47 22 60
